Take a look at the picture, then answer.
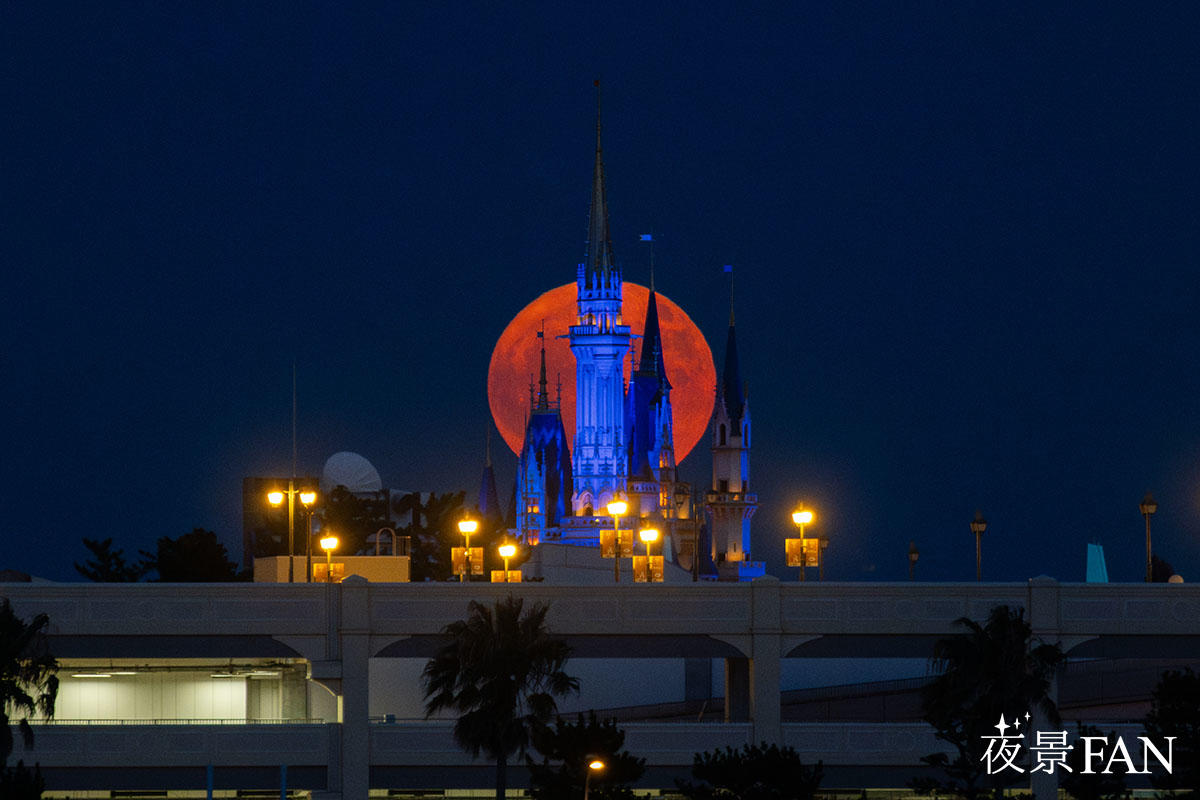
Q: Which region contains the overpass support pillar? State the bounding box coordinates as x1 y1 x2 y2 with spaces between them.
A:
724 658 750 722
1028 576 1062 800
750 576 782 743
337 576 372 800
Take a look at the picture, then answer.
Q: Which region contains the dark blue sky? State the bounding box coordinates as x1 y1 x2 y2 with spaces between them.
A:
4 4 1198 583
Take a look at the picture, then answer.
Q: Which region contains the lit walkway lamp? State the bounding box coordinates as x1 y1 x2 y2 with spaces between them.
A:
970 510 988 582
498 541 517 583
319 534 339 583
638 526 662 582
788 508 814 582
908 540 919 581
1140 492 1157 582
583 756 606 800
268 484 317 583
606 498 628 583
456 517 479 583
298 490 316 582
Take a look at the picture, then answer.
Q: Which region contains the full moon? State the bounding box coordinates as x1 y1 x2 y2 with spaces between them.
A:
488 283 715 464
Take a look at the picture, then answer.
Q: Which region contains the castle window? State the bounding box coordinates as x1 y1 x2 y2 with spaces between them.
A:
719 424 726 445
583 504 593 516
719 479 729 493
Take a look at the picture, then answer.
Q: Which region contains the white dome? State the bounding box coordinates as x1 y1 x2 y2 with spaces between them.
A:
321 451 383 494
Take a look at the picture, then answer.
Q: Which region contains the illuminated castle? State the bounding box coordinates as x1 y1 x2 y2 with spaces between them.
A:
507 96 754 579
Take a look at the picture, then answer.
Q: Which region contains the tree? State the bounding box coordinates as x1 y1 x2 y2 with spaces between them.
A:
911 605 1063 800
140 528 241 581
0 761 45 799
1061 723 1130 800
676 742 824 800
0 600 57 766
322 486 394 556
1151 554 1177 583
74 537 147 582
405 491 466 581
528 712 645 800
1143 668 1200 799
422 596 578 800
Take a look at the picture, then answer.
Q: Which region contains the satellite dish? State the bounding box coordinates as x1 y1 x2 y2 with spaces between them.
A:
321 451 383 494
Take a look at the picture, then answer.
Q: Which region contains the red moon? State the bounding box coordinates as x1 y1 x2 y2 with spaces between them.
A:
488 283 715 464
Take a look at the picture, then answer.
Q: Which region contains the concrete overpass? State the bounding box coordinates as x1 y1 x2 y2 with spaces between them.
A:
5 576 1198 798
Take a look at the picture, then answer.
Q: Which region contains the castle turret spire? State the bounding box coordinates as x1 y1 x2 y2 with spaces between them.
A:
536 324 549 410
706 265 759 581
584 81 615 282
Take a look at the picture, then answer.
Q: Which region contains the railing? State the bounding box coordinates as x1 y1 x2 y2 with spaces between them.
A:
36 718 323 726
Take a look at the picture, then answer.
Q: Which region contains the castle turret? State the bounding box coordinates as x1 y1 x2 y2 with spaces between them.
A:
705 272 761 581
569 87 631 516
516 330 573 545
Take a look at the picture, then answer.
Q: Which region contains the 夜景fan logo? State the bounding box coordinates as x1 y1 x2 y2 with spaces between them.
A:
981 714 1175 775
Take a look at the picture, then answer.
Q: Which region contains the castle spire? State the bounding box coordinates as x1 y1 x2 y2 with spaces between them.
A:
477 426 502 527
637 287 664 377
584 81 615 282
721 268 744 427
536 323 549 410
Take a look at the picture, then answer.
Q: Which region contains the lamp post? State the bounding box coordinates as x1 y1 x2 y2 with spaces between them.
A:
791 509 813 582
268 484 316 583
498 542 517 582
319 534 338 583
298 491 316 582
606 499 628 583
640 526 660 582
458 518 479 583
1140 492 1157 582
583 756 606 800
970 510 988 582
908 540 919 581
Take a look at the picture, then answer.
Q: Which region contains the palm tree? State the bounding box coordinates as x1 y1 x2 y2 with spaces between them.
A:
0 599 58 765
423 596 578 800
914 604 1063 800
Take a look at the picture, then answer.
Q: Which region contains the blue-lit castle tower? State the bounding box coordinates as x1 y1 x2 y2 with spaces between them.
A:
567 106 631 519
508 96 705 573
705 285 763 580
515 331 573 544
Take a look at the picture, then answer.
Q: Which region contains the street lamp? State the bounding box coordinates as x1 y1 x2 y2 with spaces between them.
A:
790 508 814 582
583 755 606 800
606 498 628 583
639 526 661 582
298 491 316 582
498 541 517 582
319 534 339 583
268 483 316 583
908 540 919 581
1140 492 1158 582
970 510 988 582
457 517 479 583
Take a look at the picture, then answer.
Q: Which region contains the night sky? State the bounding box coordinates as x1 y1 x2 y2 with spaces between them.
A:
4 4 1199 584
